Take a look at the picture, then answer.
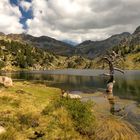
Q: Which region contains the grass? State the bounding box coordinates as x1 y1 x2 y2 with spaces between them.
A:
42 98 96 139
95 116 140 140
0 82 94 140
0 81 139 140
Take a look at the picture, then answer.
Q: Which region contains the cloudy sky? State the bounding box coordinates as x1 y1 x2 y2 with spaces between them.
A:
0 0 140 43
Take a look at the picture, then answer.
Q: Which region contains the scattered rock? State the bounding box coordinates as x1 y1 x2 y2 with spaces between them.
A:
16 90 26 94
0 76 13 87
34 131 45 138
16 89 32 95
29 131 45 139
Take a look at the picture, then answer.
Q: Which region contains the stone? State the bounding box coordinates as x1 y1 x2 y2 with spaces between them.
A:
16 90 26 94
0 76 13 87
62 92 81 99
0 126 6 134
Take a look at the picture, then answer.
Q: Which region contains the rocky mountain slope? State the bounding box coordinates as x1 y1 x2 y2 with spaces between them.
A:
112 26 140 69
0 38 92 71
0 33 75 56
76 32 131 58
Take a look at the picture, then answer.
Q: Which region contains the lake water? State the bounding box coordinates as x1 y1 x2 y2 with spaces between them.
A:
0 69 140 102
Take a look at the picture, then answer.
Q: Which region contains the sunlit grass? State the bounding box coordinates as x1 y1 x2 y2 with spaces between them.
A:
95 116 140 140
0 82 91 139
0 81 139 139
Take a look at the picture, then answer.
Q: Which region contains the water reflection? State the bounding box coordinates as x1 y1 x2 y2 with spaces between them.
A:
114 72 140 101
0 70 140 101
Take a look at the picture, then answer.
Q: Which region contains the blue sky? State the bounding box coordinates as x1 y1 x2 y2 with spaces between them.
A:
10 0 33 29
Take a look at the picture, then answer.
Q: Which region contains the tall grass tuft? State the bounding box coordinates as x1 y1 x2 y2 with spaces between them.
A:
95 116 140 140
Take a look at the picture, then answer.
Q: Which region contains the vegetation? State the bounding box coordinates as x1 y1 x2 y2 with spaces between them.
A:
0 39 92 71
0 39 60 70
42 98 96 138
0 82 96 140
112 42 140 69
95 116 139 140
0 82 139 140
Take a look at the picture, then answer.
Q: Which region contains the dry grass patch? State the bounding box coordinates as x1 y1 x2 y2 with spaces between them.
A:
95 116 140 140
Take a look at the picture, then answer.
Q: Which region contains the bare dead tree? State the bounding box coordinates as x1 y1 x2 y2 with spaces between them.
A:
100 51 124 114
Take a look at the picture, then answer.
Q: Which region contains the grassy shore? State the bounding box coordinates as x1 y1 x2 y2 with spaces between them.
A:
0 82 139 140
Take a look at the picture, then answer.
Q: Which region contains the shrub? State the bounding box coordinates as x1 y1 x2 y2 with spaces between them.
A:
0 60 5 69
17 113 39 128
42 97 96 138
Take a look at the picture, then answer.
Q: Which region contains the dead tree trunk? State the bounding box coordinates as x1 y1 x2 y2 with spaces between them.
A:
106 75 115 114
101 51 124 114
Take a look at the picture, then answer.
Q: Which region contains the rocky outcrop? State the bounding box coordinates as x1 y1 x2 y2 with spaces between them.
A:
0 76 13 87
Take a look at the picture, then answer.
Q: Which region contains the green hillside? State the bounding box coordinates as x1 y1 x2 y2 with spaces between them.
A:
0 39 91 71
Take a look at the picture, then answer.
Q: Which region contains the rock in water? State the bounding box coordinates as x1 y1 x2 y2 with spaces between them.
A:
0 76 13 87
0 126 6 134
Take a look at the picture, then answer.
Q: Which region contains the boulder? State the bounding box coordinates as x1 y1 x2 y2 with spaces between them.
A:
62 92 81 99
0 126 6 134
0 76 13 87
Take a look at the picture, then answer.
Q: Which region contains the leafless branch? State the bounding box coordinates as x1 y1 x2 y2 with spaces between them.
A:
114 67 124 73
102 73 112 76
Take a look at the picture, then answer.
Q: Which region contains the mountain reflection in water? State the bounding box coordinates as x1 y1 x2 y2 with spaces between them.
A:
0 69 140 102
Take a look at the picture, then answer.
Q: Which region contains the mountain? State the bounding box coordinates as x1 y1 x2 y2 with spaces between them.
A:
113 26 140 54
111 26 140 69
0 33 75 56
133 26 140 35
62 40 78 46
0 31 133 59
0 38 91 71
0 25 140 70
0 31 132 58
131 26 140 46
76 32 131 58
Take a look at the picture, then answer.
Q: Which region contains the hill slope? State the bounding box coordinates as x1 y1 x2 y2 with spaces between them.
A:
0 33 75 56
0 39 91 70
76 32 131 58
112 26 140 69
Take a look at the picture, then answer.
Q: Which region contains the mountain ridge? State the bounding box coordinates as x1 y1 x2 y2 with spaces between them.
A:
76 32 131 58
0 33 75 56
0 30 134 59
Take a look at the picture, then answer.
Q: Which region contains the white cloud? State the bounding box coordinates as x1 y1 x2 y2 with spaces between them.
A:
0 0 24 34
20 1 32 12
26 0 140 42
0 0 139 42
